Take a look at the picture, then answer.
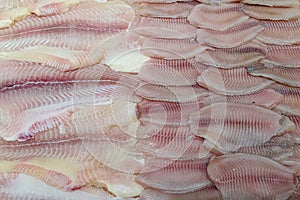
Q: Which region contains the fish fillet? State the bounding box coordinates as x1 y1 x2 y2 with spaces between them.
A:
195 44 266 68
189 102 295 153
257 20 300 45
247 62 300 87
187 3 248 31
265 44 300 67
196 19 264 48
242 0 300 8
208 153 296 200
138 58 207 86
197 67 274 95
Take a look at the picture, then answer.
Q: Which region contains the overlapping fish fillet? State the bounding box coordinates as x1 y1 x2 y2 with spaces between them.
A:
264 44 300 67
242 0 300 7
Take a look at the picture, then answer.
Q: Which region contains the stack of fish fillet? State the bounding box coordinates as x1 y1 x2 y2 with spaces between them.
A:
0 0 299 199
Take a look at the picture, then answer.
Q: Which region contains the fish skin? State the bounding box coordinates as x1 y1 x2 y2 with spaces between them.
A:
141 38 208 59
189 102 295 153
136 158 212 193
195 44 266 68
197 67 274 95
257 20 300 45
134 17 197 39
265 45 300 67
187 3 248 31
202 89 283 109
135 83 210 103
247 62 300 87
272 84 300 116
140 185 223 200
241 4 300 20
208 153 296 200
242 0 300 8
138 58 207 86
196 19 264 48
137 2 194 18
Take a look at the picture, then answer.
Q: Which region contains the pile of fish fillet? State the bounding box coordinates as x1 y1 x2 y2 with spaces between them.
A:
0 0 300 199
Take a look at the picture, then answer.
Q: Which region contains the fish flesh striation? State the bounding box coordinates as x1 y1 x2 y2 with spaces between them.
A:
264 44 300 68
137 2 194 18
272 84 300 116
242 0 300 7
135 83 209 102
257 20 300 45
140 185 223 200
138 58 207 86
208 153 296 200
141 37 208 59
247 62 300 87
187 3 248 31
241 5 300 20
195 43 266 68
135 158 212 193
134 17 197 39
189 102 295 153
197 67 274 95
196 19 264 48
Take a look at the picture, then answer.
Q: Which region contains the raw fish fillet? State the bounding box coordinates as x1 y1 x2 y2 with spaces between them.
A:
242 0 300 7
257 20 300 45
241 5 300 20
195 44 266 68
247 62 300 87
137 2 194 18
136 158 212 193
187 3 248 31
138 58 207 86
134 17 197 39
0 7 29 28
196 19 264 48
189 102 295 153
265 44 300 67
208 153 296 200
197 67 274 95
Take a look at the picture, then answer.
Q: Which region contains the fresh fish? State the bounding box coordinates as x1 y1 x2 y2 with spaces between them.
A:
140 185 223 200
195 44 266 68
134 17 197 39
202 89 283 109
136 158 212 193
189 102 295 153
137 2 194 18
208 153 296 200
196 19 264 48
241 4 300 20
0 7 29 28
242 0 300 8
197 67 274 95
138 58 208 86
187 3 248 31
135 83 210 102
134 0 192 2
265 45 300 67
197 0 241 4
272 84 300 116
247 62 300 87
257 20 300 45
141 38 208 59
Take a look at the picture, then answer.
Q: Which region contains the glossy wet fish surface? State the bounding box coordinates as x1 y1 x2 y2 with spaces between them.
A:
1 0 300 199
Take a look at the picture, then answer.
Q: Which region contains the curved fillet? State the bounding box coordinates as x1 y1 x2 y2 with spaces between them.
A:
257 20 300 45
137 2 194 18
265 45 300 67
247 62 300 87
136 158 212 193
242 0 300 7
197 67 274 95
134 17 196 39
135 83 209 102
208 154 296 200
187 3 248 31
189 102 295 153
196 19 264 48
138 58 207 86
241 5 300 20
141 38 208 59
272 84 300 116
195 44 266 68
140 186 223 200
